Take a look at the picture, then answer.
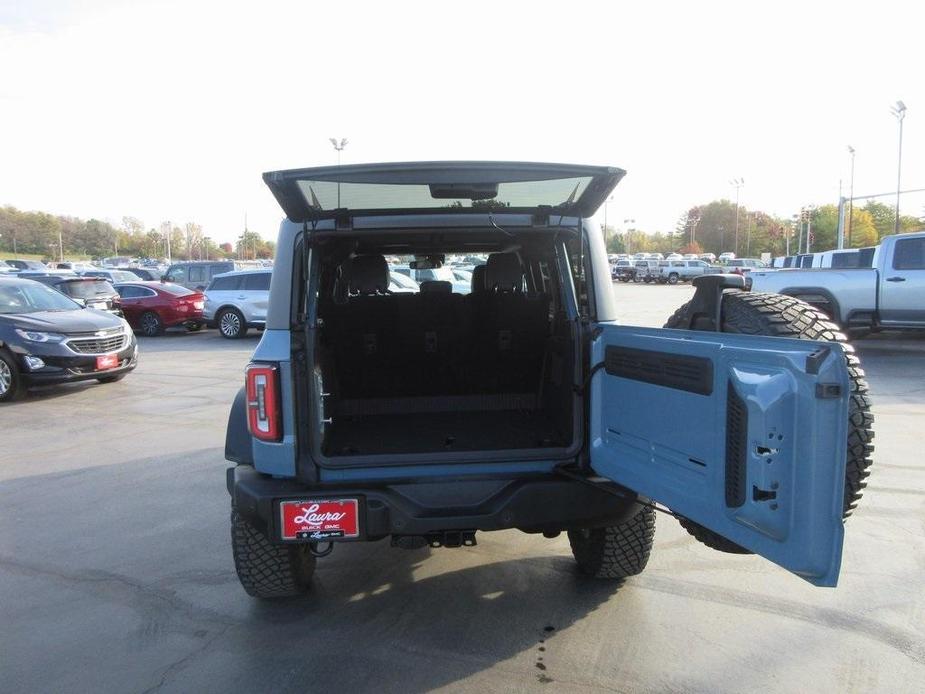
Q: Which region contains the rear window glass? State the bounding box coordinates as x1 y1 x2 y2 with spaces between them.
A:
243 273 271 290
158 282 196 296
831 252 859 268
296 177 593 212
61 280 114 298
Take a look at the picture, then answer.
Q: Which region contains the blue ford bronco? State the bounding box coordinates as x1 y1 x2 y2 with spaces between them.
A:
225 162 874 598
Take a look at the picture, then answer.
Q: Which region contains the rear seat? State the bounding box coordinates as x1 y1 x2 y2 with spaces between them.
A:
397 279 466 395
328 255 396 397
469 253 549 391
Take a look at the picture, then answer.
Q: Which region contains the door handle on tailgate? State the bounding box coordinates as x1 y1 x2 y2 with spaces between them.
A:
886 277 906 282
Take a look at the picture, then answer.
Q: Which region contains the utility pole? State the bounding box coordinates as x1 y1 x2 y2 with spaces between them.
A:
165 221 172 263
806 205 816 254
890 101 907 234
730 178 744 255
846 146 856 245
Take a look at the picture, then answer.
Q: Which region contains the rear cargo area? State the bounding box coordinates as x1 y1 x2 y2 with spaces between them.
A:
313 248 578 459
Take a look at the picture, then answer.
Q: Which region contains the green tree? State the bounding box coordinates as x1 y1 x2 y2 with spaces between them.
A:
849 210 878 247
862 201 895 240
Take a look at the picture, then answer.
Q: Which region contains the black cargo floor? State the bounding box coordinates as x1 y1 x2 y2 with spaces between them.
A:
324 410 567 456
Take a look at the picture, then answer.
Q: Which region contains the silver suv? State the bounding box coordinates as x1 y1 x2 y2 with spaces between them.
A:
204 270 271 338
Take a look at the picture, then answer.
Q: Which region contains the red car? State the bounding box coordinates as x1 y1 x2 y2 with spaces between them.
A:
113 281 205 336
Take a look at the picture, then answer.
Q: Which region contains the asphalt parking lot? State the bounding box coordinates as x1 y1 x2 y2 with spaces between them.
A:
2 282 924 693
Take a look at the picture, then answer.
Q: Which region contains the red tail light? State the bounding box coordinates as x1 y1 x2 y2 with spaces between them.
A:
246 363 282 441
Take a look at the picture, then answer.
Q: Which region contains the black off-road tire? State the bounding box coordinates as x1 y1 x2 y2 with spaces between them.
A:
568 505 656 579
231 507 316 598
664 291 875 553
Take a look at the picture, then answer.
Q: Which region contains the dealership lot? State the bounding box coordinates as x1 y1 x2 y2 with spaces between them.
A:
2 282 924 693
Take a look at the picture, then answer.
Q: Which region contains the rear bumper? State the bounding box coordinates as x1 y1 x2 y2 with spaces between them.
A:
227 464 641 543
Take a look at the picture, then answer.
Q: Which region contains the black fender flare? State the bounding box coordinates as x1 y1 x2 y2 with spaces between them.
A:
225 386 253 465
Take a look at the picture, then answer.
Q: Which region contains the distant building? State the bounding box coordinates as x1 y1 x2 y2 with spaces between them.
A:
219 242 233 254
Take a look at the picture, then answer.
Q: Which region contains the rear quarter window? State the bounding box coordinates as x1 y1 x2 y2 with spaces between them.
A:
243 273 271 291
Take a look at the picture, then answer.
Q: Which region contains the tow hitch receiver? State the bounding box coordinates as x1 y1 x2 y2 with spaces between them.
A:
392 531 477 549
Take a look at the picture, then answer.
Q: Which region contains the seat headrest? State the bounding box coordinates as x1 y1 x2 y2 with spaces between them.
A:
485 253 523 292
470 264 487 294
347 255 388 294
419 280 453 294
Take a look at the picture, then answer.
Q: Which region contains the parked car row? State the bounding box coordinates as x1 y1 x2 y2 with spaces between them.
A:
611 258 720 284
0 276 138 402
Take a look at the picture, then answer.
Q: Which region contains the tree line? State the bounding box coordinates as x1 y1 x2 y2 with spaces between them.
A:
605 199 922 257
0 206 275 261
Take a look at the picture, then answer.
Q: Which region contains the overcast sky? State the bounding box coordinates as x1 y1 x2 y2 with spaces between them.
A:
1 0 922 245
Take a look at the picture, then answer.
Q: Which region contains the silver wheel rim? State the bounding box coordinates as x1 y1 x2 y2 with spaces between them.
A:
220 312 240 336
0 360 11 396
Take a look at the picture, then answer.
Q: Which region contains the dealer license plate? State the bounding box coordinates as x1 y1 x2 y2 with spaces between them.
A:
279 498 360 540
96 354 118 370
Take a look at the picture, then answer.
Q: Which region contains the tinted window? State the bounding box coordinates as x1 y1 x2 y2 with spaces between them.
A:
893 237 925 270
831 252 859 268
62 280 114 298
209 275 241 291
857 247 875 267
116 285 143 298
209 263 233 278
189 266 207 283
164 267 185 282
243 273 271 291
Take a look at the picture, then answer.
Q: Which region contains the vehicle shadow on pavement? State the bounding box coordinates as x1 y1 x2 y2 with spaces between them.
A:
225 546 622 692
0 452 626 693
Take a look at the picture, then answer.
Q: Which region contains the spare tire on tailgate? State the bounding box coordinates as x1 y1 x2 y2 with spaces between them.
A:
664 290 875 554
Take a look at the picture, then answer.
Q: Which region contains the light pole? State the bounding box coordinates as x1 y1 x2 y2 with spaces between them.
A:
890 101 906 234
730 178 744 255
846 146 856 245
329 138 348 208
329 137 348 165
623 218 635 253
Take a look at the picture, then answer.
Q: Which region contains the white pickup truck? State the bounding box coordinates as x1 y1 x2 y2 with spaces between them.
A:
749 231 925 332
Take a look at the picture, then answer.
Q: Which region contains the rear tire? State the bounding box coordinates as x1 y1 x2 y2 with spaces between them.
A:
140 311 164 337
0 351 25 402
667 273 679 285
664 291 875 554
231 506 316 598
218 308 247 339
568 505 656 579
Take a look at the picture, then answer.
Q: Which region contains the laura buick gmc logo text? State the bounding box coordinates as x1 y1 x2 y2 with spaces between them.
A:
293 504 348 527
